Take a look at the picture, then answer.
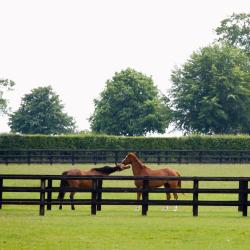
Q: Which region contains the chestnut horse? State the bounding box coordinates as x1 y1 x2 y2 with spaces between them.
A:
58 164 130 210
122 152 181 211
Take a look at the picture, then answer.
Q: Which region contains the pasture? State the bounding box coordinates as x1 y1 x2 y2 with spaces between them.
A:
0 163 250 250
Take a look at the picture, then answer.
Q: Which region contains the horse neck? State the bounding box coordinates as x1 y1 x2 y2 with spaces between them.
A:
106 166 119 175
90 166 119 176
130 156 147 176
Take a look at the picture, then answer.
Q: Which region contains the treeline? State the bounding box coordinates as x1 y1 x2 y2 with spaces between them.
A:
1 13 250 136
1 134 250 150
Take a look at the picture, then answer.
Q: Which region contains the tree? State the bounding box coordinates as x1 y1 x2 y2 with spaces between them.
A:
170 44 250 134
9 86 76 134
89 68 171 136
0 79 15 115
215 13 250 54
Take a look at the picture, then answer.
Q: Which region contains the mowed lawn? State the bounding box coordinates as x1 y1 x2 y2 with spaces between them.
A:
0 163 250 250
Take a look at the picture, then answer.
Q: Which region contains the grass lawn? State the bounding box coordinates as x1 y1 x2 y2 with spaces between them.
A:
0 163 250 250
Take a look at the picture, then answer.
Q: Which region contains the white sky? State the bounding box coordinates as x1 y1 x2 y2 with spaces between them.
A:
0 0 250 134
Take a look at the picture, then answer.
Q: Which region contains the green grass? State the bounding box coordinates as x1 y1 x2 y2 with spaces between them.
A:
0 163 250 250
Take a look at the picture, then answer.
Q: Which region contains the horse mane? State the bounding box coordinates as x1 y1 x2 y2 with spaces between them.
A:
129 153 146 168
91 166 119 175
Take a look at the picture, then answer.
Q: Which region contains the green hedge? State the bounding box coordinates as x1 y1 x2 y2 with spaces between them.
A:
1 134 250 150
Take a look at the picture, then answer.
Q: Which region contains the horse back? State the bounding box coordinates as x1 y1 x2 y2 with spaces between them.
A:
136 167 180 188
64 169 83 176
144 167 178 177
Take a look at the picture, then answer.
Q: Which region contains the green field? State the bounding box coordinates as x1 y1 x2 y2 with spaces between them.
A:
0 163 250 250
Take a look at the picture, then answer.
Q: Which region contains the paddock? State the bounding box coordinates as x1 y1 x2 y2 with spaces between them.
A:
0 174 249 217
1 163 250 249
0 163 250 216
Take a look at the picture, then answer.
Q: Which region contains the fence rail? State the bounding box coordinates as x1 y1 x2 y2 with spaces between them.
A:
0 175 249 217
1 149 250 164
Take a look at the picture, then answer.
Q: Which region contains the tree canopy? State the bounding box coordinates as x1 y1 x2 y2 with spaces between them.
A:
170 44 250 134
9 86 76 134
0 79 15 115
90 68 171 136
215 13 250 54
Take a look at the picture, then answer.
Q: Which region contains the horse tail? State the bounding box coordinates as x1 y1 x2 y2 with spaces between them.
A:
176 171 184 195
58 171 69 209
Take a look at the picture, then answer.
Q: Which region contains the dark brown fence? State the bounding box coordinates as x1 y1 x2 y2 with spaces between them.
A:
0 175 249 217
1 150 250 164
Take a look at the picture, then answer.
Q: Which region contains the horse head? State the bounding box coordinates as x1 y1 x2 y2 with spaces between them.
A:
121 152 137 165
115 163 130 171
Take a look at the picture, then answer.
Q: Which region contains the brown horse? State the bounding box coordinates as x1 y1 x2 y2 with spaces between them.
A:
58 164 130 210
121 152 182 211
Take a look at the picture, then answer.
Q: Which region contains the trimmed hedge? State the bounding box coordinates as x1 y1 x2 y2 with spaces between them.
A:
1 133 250 150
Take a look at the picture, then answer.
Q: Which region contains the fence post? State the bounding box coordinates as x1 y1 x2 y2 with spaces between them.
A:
240 152 242 164
238 181 244 212
91 179 97 215
71 151 75 165
49 151 53 165
40 178 46 216
219 151 222 164
97 180 103 211
47 179 52 210
27 151 31 165
142 179 149 216
5 152 8 165
178 151 182 164
240 180 248 217
157 151 160 164
165 151 169 162
93 151 97 165
193 179 199 216
199 151 203 163
0 178 3 209
114 151 119 163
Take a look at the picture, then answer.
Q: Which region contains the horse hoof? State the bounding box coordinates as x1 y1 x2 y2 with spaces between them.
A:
134 206 140 212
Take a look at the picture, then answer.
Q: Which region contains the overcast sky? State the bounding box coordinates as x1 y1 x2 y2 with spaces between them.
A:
1 0 250 134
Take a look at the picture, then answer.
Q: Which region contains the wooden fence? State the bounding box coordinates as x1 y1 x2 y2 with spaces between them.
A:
0 175 249 217
1 150 250 164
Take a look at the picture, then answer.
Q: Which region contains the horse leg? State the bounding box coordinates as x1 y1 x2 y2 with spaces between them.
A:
59 201 63 210
135 192 141 211
58 191 65 210
173 192 178 212
162 183 171 211
70 192 75 210
58 176 68 210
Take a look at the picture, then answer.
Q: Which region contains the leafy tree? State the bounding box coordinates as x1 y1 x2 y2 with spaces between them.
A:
215 13 250 54
9 86 76 134
170 44 250 134
89 68 171 136
0 79 15 115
